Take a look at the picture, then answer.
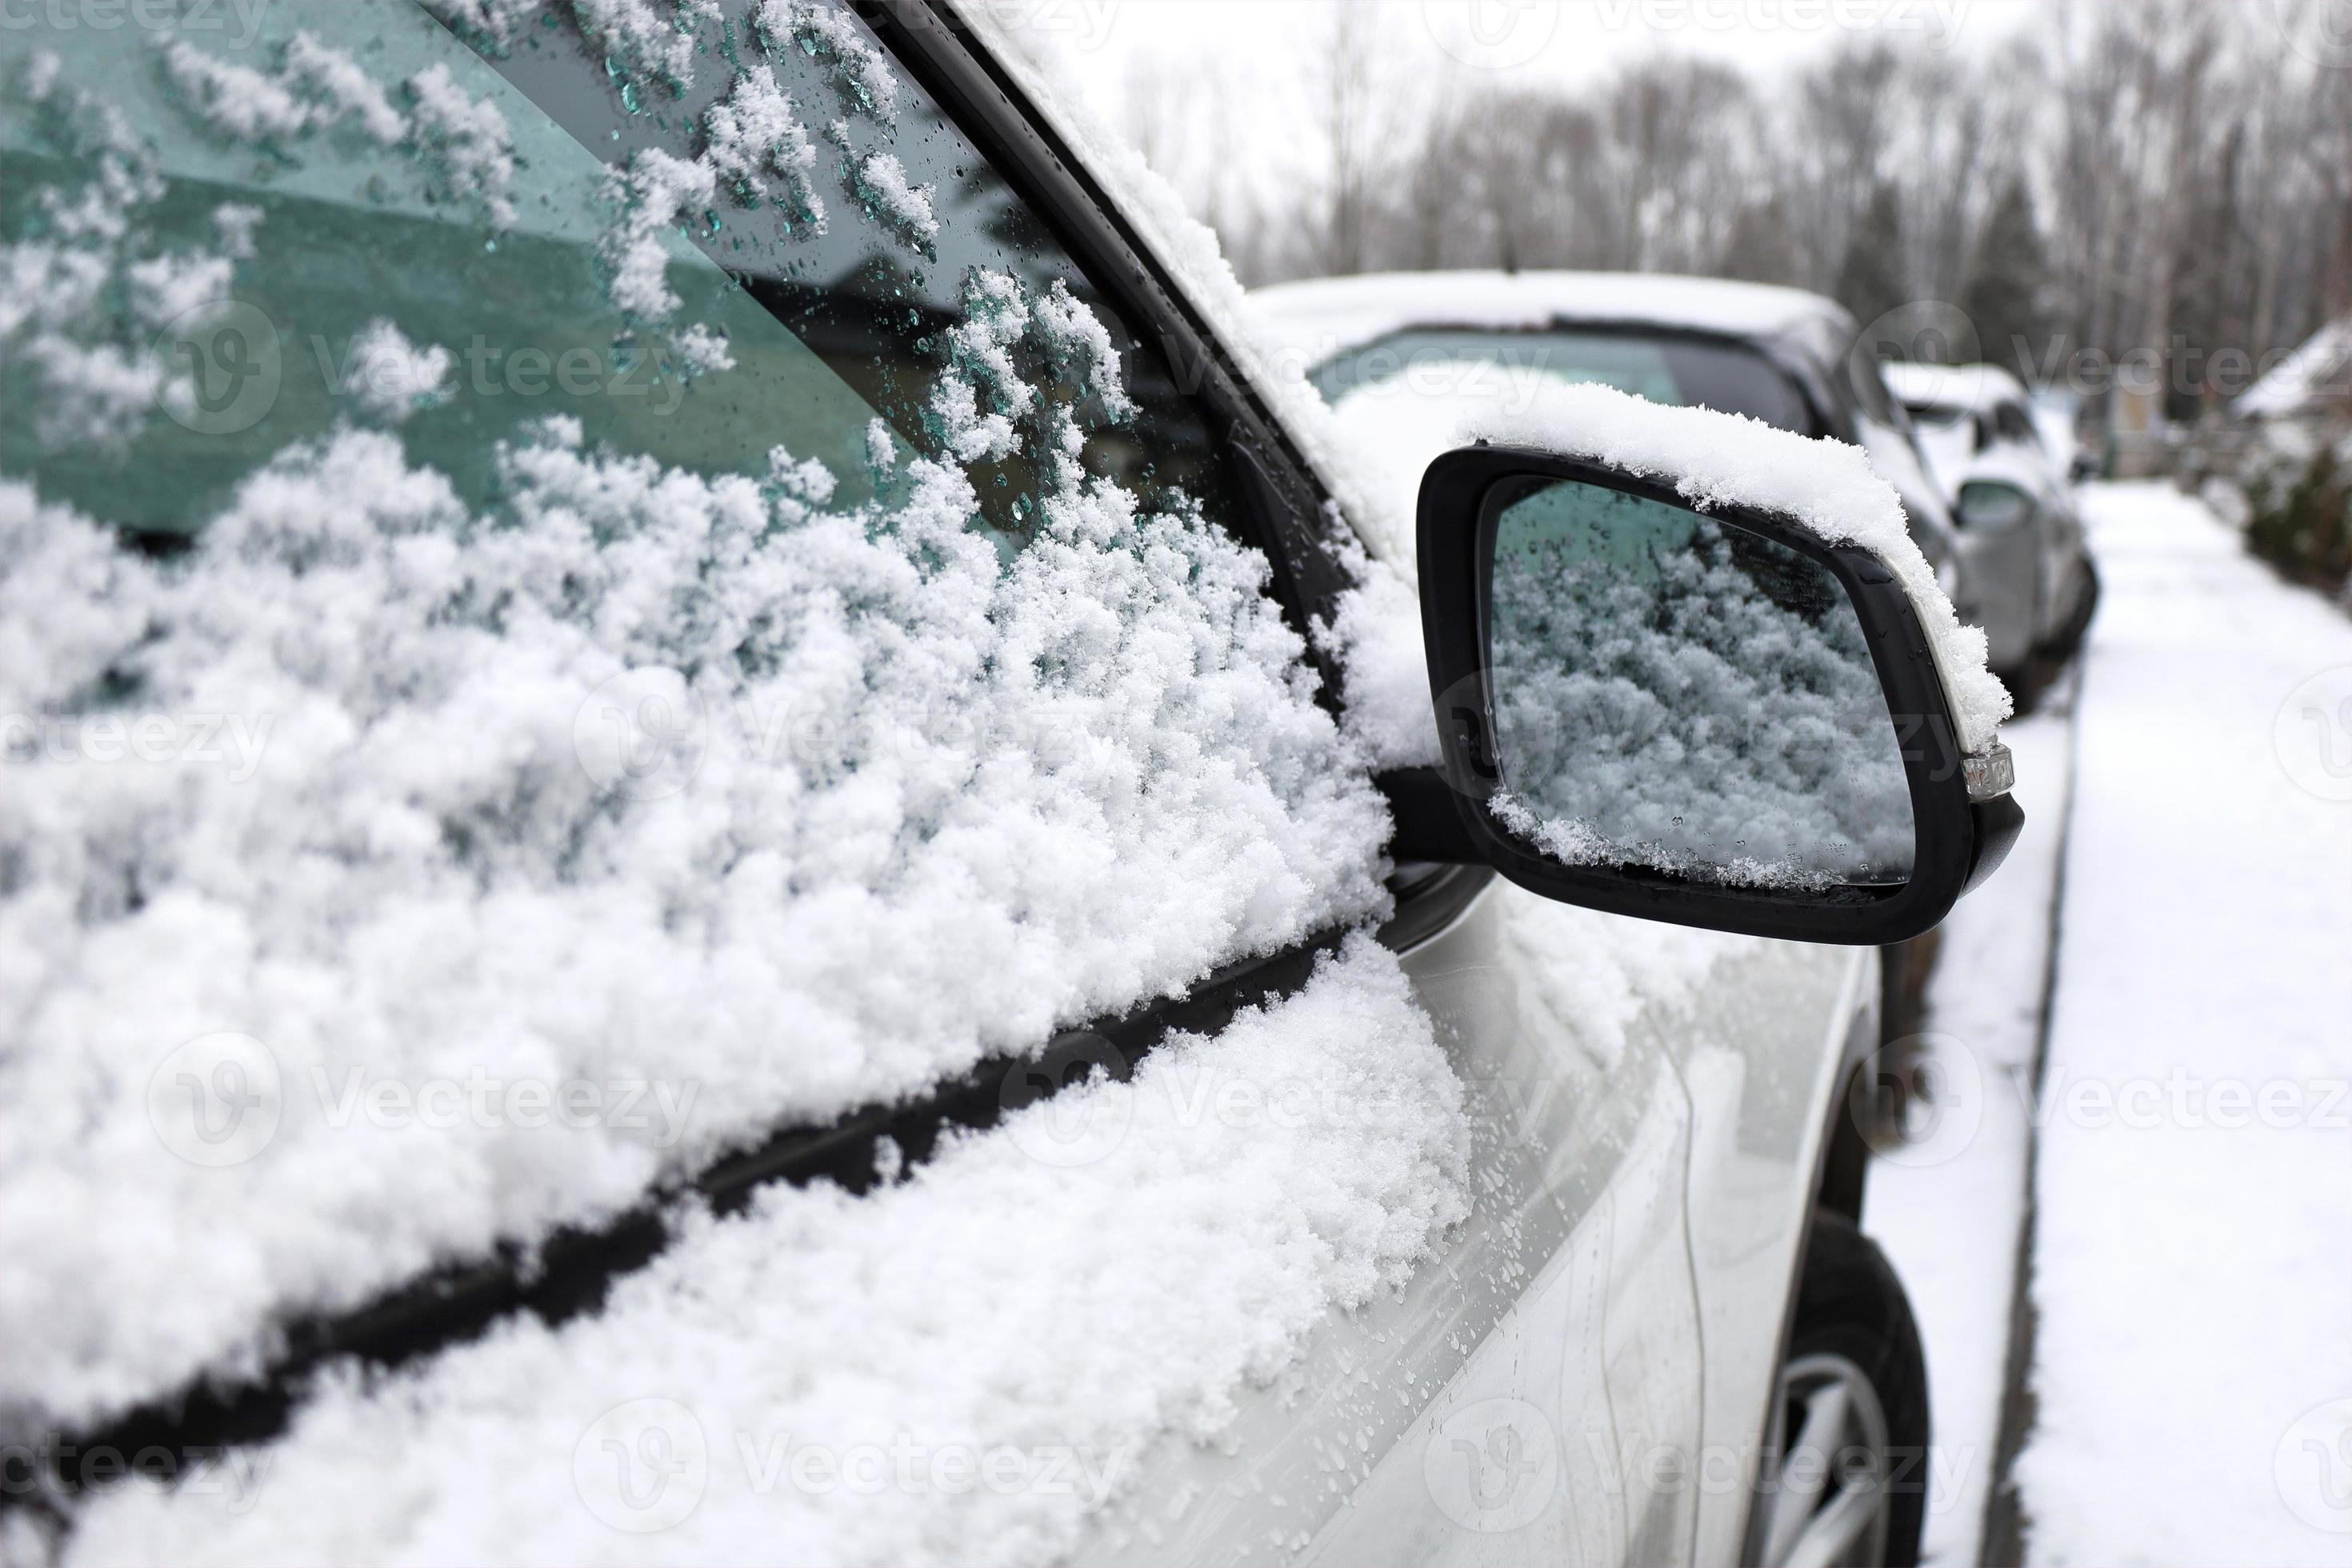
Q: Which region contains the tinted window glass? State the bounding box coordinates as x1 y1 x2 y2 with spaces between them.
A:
0 0 1237 549
1311 327 1815 434
1994 401 2041 448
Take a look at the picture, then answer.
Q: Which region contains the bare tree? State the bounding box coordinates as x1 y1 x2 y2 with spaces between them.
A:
1306 4 1381 277
1202 0 2347 393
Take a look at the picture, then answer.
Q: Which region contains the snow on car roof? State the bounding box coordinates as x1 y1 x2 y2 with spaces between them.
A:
1880 360 2029 414
1246 270 1845 372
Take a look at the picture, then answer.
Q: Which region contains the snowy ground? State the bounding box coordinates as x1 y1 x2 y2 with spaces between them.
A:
1870 482 2352 1565
1863 678 2077 1568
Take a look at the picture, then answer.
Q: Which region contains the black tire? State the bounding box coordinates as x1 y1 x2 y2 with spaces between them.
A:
1747 1211 1931 1567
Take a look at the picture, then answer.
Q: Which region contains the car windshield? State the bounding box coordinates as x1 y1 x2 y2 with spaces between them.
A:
1304 325 1815 522
1904 401 1973 432
1310 326 1814 432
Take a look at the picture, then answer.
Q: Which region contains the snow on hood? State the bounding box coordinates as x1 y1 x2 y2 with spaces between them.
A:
1464 382 2013 754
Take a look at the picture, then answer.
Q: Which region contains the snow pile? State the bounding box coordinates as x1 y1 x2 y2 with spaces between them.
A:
6 22 1396 1432
573 0 720 90
590 147 739 375
2 61 200 446
158 33 408 146
405 62 518 228
766 0 901 125
157 34 520 230
842 142 938 250
598 149 716 324
338 318 456 423
0 342 1392 1426
595 33 932 366
1485 500 1914 887
62 937 1468 1567
703 63 825 230
1875 358 2026 418
1314 535 1436 770
1464 381 2012 753
0 0 1411 1449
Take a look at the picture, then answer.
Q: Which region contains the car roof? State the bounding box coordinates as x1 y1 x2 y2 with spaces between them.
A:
1246 270 1849 369
1880 360 2029 413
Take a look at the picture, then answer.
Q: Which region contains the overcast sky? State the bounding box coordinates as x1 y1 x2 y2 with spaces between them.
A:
1071 0 2038 91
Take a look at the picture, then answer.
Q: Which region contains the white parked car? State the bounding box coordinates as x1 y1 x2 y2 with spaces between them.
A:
1882 362 2099 680
0 6 2016 1567
1246 270 1975 623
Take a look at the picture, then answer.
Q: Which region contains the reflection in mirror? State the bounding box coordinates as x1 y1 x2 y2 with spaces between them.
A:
1486 479 1915 890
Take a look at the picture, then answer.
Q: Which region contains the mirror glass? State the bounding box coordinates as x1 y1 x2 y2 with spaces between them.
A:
1955 478 2035 532
1485 478 1915 890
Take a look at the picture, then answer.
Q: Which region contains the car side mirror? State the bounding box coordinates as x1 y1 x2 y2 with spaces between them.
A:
1417 443 2020 944
1955 478 2037 533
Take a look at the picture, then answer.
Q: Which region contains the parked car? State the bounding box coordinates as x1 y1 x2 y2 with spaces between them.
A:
1882 362 2100 680
1247 270 1978 625
0 7 2015 1566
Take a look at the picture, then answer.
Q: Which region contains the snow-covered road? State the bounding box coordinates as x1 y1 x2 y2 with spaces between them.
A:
1876 481 2352 1565
2014 483 2352 1564
1864 682 2076 1568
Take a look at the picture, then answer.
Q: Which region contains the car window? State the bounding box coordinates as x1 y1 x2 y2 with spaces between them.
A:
1994 400 2042 450
1903 400 1970 434
0 1 1236 549
1310 327 1815 434
1846 350 1913 434
0 0 1390 1430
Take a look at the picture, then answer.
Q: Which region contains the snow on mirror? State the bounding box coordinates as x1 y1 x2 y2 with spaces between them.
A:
1484 479 1917 890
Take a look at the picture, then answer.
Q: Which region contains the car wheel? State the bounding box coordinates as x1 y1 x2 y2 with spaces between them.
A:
1744 1211 1930 1568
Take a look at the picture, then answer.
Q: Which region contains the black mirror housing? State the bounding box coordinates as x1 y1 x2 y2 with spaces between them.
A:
1416 442 2017 946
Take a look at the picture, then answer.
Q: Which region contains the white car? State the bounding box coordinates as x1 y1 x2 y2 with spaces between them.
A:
1246 270 1975 625
1881 362 2099 680
0 6 2016 1566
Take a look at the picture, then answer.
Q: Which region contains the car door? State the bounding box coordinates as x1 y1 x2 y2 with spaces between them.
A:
0 5 1873 1562
916 26 1878 1568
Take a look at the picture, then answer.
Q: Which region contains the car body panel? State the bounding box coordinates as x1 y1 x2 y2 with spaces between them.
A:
1068 880 1869 1566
